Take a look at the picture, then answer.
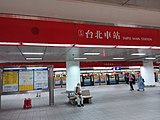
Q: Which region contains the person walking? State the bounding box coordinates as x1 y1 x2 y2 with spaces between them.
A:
137 73 145 91
128 73 134 91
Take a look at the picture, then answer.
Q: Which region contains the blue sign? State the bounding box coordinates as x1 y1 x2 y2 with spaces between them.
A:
114 67 121 70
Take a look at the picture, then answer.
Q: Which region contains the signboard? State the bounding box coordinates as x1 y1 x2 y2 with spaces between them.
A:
114 67 121 70
19 70 34 91
3 71 18 92
0 17 75 44
34 70 48 90
76 24 159 46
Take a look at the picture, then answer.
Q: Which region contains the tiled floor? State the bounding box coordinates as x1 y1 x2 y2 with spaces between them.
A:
0 83 160 120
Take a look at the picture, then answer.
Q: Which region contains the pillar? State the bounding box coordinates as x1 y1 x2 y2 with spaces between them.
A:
66 61 80 92
140 61 155 86
48 65 54 106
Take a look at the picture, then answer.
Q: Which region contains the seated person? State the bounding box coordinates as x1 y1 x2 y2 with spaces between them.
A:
75 83 84 107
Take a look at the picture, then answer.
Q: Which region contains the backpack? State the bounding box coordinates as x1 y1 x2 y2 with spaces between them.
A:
142 78 145 82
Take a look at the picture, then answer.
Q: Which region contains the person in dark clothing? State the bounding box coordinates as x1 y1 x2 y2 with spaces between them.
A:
128 73 134 91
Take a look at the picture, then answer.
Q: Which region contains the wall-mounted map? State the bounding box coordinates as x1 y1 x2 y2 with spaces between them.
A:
34 70 48 90
19 70 33 91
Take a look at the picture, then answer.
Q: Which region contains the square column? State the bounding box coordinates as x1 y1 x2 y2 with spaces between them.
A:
66 61 80 92
140 61 155 86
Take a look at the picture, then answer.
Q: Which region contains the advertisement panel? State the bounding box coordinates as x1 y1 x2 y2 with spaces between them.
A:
34 70 48 90
19 70 34 91
3 71 18 92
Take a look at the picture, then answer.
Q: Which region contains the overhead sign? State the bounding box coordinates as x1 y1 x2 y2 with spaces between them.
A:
34 70 48 90
76 24 159 46
19 70 34 91
1 16 160 47
0 17 75 44
3 71 18 92
114 67 121 70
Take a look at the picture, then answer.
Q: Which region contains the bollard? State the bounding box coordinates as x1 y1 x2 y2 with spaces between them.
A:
27 98 32 108
23 98 32 109
23 98 27 109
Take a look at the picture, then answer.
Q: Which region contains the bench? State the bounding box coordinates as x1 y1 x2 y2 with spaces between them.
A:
68 90 92 105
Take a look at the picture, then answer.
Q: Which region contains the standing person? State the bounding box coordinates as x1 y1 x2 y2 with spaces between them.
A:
137 73 145 91
128 73 134 91
75 83 84 107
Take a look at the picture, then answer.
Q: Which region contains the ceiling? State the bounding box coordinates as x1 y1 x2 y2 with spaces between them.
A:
0 0 160 27
0 45 160 64
76 0 160 12
0 0 160 66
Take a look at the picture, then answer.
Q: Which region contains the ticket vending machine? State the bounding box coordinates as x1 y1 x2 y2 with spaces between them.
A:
81 73 94 86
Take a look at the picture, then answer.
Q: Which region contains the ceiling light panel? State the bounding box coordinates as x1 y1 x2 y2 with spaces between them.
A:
74 58 87 60
131 53 146 56
112 58 125 60
145 57 156 60
84 53 100 55
26 58 42 60
22 52 44 55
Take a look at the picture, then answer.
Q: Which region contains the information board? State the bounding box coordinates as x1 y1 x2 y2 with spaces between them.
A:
3 71 18 92
19 70 34 91
34 70 48 90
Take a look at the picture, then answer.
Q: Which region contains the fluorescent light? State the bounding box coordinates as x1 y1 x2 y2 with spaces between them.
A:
115 24 137 28
145 57 156 60
26 58 42 60
84 53 100 55
151 46 160 49
74 58 87 60
131 53 146 56
112 58 124 60
93 67 112 70
129 66 140 69
22 43 73 47
27 67 47 69
54 68 66 71
75 44 115 48
3 68 25 70
22 52 44 55
117 46 150 49
0 42 20 45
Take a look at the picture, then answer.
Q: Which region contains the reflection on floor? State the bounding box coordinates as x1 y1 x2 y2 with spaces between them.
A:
0 83 160 120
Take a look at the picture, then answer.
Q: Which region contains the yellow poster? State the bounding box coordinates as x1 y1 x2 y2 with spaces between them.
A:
3 71 18 92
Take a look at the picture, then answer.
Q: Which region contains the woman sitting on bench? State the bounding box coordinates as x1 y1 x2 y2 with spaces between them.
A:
75 83 84 107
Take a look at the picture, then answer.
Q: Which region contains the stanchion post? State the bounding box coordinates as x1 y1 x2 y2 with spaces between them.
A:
48 65 54 106
0 68 3 110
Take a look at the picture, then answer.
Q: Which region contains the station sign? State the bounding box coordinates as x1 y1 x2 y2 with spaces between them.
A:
76 23 159 46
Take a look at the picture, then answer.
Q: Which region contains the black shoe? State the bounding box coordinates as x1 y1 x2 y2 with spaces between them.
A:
77 105 81 107
143 89 145 91
137 89 140 91
81 104 84 107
